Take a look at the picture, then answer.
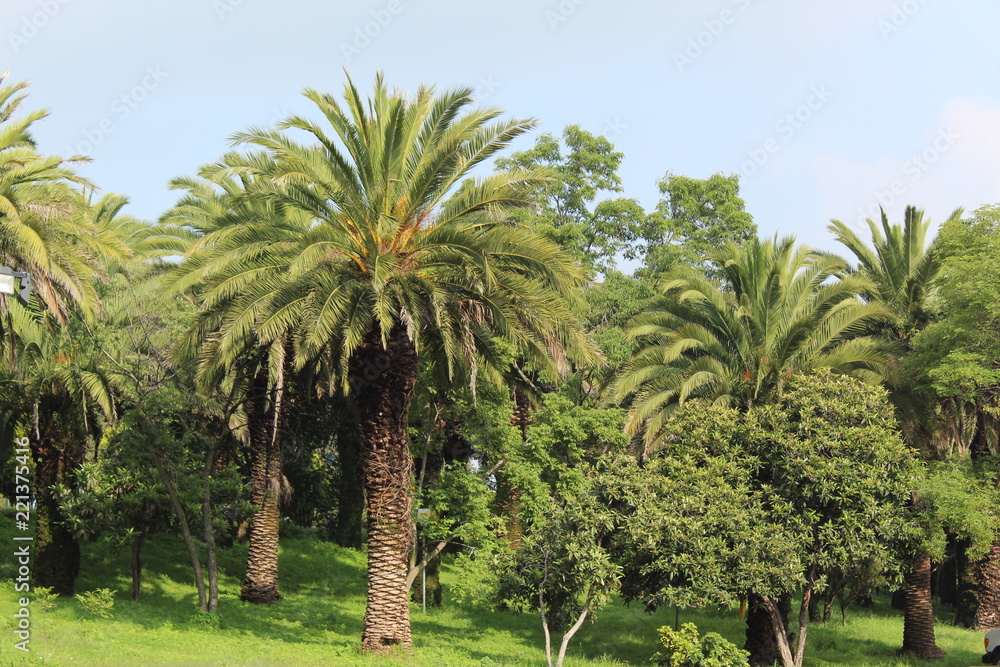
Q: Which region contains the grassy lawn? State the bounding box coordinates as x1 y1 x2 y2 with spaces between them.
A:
0 516 988 666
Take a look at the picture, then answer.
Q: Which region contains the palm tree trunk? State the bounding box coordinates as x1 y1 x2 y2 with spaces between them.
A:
955 538 978 627
352 324 418 654
241 362 285 605
496 385 532 549
31 410 81 596
976 543 1000 630
900 551 946 658
745 594 790 666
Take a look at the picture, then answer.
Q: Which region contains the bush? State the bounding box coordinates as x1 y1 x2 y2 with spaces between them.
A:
75 588 115 619
652 623 748 667
32 586 59 612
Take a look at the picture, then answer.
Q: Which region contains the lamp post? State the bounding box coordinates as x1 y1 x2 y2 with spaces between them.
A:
0 267 32 306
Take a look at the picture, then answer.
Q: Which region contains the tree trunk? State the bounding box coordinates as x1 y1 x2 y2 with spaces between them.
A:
745 594 790 666
900 551 946 659
203 444 220 613
151 445 208 612
31 412 81 596
976 542 1000 630
330 416 365 548
496 385 533 550
955 538 978 628
130 526 149 600
352 324 419 654
241 358 287 605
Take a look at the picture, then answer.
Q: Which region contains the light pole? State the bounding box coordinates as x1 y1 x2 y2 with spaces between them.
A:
0 267 32 306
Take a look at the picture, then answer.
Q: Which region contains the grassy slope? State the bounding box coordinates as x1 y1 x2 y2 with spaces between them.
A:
0 516 988 666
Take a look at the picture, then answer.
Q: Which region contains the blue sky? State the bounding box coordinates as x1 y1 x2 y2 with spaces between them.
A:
4 0 999 261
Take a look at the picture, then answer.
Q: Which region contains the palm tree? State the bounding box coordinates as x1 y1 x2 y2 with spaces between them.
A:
186 73 597 652
161 166 312 605
0 75 106 337
830 205 962 659
0 74 129 595
7 311 118 595
615 235 890 455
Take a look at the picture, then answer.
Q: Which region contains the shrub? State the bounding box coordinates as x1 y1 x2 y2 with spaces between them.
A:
651 623 748 667
75 588 115 619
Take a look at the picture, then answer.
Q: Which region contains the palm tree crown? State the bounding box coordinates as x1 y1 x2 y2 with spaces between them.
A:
614 235 892 453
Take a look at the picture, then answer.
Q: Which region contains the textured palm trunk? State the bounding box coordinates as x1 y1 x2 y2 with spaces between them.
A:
976 543 1000 629
955 538 978 627
31 411 81 596
745 594 790 667
496 386 533 549
900 551 946 658
352 324 419 654
241 363 285 605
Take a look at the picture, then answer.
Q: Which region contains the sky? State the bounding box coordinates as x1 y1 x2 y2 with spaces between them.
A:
3 0 999 263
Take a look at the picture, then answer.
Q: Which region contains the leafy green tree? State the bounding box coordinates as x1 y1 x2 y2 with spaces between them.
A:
0 76 133 596
642 172 755 276
10 317 117 596
202 73 597 652
496 459 624 667
614 371 918 667
896 462 999 658
495 124 652 272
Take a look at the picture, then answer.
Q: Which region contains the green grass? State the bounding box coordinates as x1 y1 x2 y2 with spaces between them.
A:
0 516 989 666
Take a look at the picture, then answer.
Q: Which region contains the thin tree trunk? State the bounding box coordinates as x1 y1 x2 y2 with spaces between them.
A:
130 526 149 600
202 444 219 613
761 570 814 667
976 542 1000 630
352 324 419 654
151 448 207 612
900 551 946 659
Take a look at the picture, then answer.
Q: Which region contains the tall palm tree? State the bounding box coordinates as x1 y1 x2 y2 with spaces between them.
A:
615 235 890 455
830 205 962 659
161 166 311 605
0 74 128 595
188 73 597 652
